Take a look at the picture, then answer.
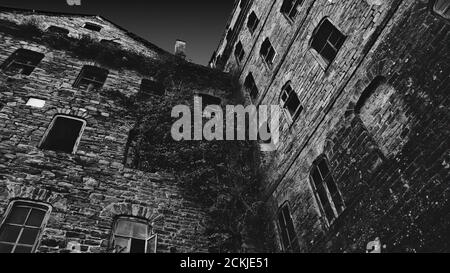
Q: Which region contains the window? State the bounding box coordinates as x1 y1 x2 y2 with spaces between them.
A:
100 39 121 47
247 11 260 34
311 19 346 65
244 73 259 101
433 0 450 20
235 41 245 62
0 201 50 253
83 22 102 32
73 65 109 91
281 0 303 21
310 157 345 224
260 38 276 66
1 49 44 76
278 203 300 252
111 217 157 253
140 79 165 96
47 26 69 36
40 115 86 154
280 82 303 122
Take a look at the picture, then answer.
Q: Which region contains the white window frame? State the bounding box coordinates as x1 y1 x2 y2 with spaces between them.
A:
110 216 157 253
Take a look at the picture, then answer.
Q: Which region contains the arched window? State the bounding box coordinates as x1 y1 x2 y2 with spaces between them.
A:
110 216 157 253
277 202 300 252
310 156 344 224
280 82 303 122
0 200 51 253
40 115 86 154
433 0 450 20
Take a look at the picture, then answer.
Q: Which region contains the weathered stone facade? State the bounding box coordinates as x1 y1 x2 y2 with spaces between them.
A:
0 8 234 253
212 0 449 252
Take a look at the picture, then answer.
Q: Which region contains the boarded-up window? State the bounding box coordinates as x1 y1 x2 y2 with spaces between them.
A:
1 49 44 76
278 203 300 252
0 201 50 253
40 115 86 154
356 77 410 156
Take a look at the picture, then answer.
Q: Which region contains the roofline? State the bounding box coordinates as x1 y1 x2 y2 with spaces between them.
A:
0 5 172 57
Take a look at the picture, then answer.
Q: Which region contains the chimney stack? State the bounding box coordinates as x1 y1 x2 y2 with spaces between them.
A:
174 40 187 59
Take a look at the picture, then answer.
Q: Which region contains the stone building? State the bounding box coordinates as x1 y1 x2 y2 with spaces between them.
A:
211 0 450 252
0 7 234 253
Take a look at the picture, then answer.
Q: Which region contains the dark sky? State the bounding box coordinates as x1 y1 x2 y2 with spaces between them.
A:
0 0 235 65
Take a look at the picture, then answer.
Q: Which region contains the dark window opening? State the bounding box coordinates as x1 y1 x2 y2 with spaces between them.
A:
281 0 303 21
1 49 44 76
47 26 69 36
310 157 345 223
83 22 102 32
40 115 85 154
111 217 156 253
140 79 165 97
278 203 300 252
235 41 245 62
100 39 121 47
311 19 346 64
73 65 109 91
260 38 276 66
247 11 260 34
244 73 259 101
433 0 450 20
0 201 50 253
280 83 303 122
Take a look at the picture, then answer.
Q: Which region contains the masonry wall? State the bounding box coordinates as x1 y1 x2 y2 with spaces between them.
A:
0 11 233 253
214 0 450 252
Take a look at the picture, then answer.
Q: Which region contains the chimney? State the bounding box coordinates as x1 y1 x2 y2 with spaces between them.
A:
174 40 187 59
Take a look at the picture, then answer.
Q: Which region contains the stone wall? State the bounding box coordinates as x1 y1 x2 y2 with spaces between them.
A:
214 0 450 252
0 10 234 253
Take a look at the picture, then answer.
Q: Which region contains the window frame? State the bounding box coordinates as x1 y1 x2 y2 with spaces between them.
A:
244 73 259 102
247 11 260 34
309 156 345 226
260 38 276 67
280 0 303 22
310 18 346 68
0 200 52 253
431 0 450 20
46 25 70 36
73 65 109 91
83 22 102 32
277 202 300 252
110 216 156 253
39 115 87 154
1 49 45 76
234 41 245 63
280 82 303 123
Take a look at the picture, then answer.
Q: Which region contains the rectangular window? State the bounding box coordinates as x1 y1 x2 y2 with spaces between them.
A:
100 39 121 47
278 203 300 252
247 11 260 34
0 201 50 253
260 38 276 66
310 157 345 224
47 26 69 36
235 41 245 63
280 83 303 122
433 0 450 19
281 0 303 21
1 49 44 76
73 65 109 91
40 115 86 154
111 217 156 253
83 22 102 32
140 79 165 96
244 73 259 101
311 19 346 65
